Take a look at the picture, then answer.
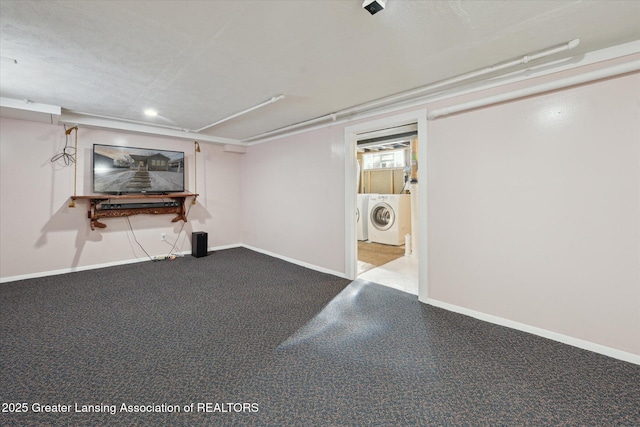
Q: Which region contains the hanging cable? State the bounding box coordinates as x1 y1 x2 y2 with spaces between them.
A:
52 125 79 207
163 200 195 259
126 217 155 262
51 125 77 166
124 198 195 262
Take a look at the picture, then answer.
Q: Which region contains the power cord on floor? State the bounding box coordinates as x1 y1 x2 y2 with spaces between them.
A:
126 216 155 262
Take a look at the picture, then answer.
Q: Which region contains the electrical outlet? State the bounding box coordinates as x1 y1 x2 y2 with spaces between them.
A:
160 233 166 241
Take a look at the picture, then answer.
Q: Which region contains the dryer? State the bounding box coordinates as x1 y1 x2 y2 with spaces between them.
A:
367 194 411 246
356 194 370 241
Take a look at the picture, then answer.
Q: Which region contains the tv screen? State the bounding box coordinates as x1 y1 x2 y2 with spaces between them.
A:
93 144 185 194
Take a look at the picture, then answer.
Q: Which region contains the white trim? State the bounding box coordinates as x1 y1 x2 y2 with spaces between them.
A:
0 243 347 284
0 243 243 284
0 243 347 283
344 109 428 297
240 244 348 279
416 114 428 303
428 298 640 365
344 130 358 280
0 97 61 115
1 257 148 284
206 243 244 252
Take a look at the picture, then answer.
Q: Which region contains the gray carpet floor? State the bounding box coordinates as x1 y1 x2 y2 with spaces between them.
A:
1 247 639 426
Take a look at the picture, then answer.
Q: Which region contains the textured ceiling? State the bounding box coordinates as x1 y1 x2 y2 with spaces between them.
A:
1 0 639 141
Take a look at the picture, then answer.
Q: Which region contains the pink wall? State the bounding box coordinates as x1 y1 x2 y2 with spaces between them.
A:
1 59 637 359
240 126 347 275
239 66 639 358
0 119 242 280
427 72 640 355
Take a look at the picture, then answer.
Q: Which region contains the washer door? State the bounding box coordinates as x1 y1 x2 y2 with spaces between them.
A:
370 202 395 231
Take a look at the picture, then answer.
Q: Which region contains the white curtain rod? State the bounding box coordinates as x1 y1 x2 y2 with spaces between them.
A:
427 59 640 120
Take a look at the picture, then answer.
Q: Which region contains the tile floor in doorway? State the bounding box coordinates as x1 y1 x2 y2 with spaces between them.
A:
359 255 418 296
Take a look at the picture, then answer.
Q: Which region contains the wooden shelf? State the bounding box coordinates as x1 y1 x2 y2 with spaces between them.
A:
70 193 198 230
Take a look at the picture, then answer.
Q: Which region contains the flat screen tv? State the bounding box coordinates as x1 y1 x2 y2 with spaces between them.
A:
93 144 185 194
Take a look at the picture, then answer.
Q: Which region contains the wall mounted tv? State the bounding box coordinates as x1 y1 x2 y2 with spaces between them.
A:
93 144 185 194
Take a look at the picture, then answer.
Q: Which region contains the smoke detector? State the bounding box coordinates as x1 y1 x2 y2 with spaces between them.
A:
363 0 385 15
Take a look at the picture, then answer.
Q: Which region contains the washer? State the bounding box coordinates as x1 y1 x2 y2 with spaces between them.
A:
356 194 370 241
367 194 411 246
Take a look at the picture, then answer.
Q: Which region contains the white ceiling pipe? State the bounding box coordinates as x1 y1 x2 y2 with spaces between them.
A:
58 111 243 145
244 114 331 140
195 94 285 132
62 96 285 135
244 39 580 141
63 109 189 132
426 39 580 90
427 59 640 120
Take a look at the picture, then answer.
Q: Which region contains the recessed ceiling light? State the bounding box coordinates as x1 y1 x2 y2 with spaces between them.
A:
144 109 158 117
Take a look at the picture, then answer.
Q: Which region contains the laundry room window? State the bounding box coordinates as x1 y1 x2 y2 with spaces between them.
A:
362 149 406 170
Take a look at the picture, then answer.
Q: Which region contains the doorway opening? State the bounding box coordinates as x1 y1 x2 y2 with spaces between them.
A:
344 110 427 299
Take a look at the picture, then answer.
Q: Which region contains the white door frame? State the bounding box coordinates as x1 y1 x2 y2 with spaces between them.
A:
344 109 428 302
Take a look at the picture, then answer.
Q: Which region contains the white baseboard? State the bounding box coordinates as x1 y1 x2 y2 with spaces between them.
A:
205 243 243 252
0 257 148 283
0 243 243 284
0 243 347 283
3 246 637 366
241 244 348 279
427 298 640 365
